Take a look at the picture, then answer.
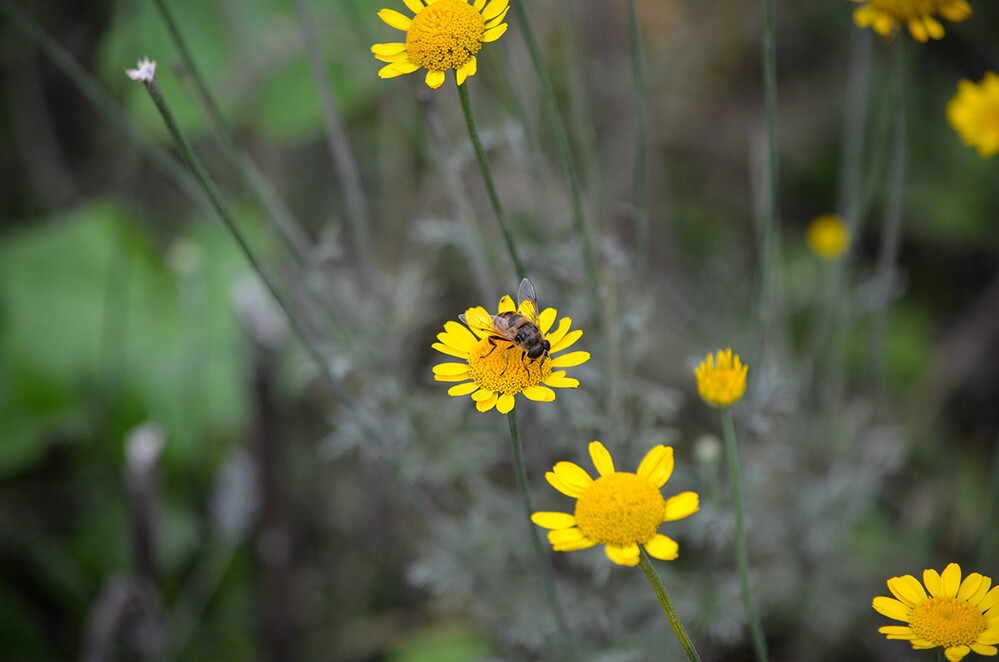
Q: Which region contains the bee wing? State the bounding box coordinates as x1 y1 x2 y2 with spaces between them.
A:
517 278 540 323
459 311 515 340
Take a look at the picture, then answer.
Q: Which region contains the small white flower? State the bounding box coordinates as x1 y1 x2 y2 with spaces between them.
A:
125 56 157 83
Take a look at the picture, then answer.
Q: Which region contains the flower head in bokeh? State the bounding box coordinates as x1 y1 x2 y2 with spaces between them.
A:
532 441 699 566
372 0 509 89
807 214 851 260
873 563 999 661
851 0 971 42
947 72 999 159
432 281 589 413
695 349 748 408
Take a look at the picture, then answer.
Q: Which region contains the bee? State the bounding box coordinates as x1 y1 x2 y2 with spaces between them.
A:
460 278 551 376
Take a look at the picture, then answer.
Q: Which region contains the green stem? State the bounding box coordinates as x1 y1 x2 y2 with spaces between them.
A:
150 0 314 267
625 0 649 272
457 82 527 280
508 0 599 305
507 410 571 645
138 76 355 410
638 549 702 662
753 0 780 376
721 409 769 662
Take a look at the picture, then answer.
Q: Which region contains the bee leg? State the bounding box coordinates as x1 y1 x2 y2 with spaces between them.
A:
482 336 503 358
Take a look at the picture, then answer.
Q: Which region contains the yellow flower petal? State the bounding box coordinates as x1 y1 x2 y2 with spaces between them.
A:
548 527 585 545
588 441 615 476
470 388 495 401
425 69 446 89
473 0 487 10
475 392 498 412
551 329 582 353
941 563 962 597
497 295 515 313
378 62 409 79
636 445 673 487
979 585 999 613
484 6 508 28
556 537 599 551
378 8 412 31
552 461 594 492
873 596 912 621
543 371 579 389
481 0 508 21
546 470 586 498
432 342 470 359
643 534 679 561
441 320 480 349
664 491 699 521
537 307 557 334
925 568 943 597
544 317 571 345
482 23 507 42
968 576 993 607
371 42 409 60
945 645 971 662
434 362 471 376
447 382 479 396
957 573 984 601
550 351 590 368
402 0 424 14
971 644 998 656
496 393 516 413
531 512 577 529
522 384 556 402
455 55 476 86
879 625 917 639
604 543 640 566
887 575 927 608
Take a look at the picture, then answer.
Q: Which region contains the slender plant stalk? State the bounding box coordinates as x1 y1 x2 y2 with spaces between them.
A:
137 76 357 410
150 0 314 268
721 409 769 662
869 40 908 392
0 0 203 206
292 0 375 285
508 0 599 303
638 549 702 662
625 0 649 272
507 410 571 646
753 0 780 375
457 82 528 280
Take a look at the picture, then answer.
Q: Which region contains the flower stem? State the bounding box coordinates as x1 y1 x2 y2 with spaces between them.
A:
638 549 702 662
457 81 527 280
508 0 600 307
721 408 769 662
138 77 354 409
625 0 649 272
506 410 571 645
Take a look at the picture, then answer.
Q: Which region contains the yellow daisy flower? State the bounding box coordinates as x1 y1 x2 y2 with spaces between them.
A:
947 72 999 159
694 349 748 408
806 213 851 260
531 441 699 567
372 0 509 90
873 563 999 661
850 0 971 42
431 281 589 414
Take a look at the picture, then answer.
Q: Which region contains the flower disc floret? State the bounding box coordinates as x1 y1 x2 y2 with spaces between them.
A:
431 290 589 414
574 474 665 546
947 72 999 159
851 0 971 42
873 563 999 661
531 441 700 567
695 348 748 408
807 214 851 259
372 0 510 89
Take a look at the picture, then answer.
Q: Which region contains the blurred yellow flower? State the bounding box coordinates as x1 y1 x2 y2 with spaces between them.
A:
695 349 747 408
947 72 999 159
372 0 509 89
431 285 589 414
851 0 971 41
807 214 851 260
873 563 999 661
532 441 699 567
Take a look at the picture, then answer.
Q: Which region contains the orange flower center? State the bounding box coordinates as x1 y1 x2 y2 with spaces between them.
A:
574 473 665 546
466 336 550 395
908 596 986 648
406 0 484 71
